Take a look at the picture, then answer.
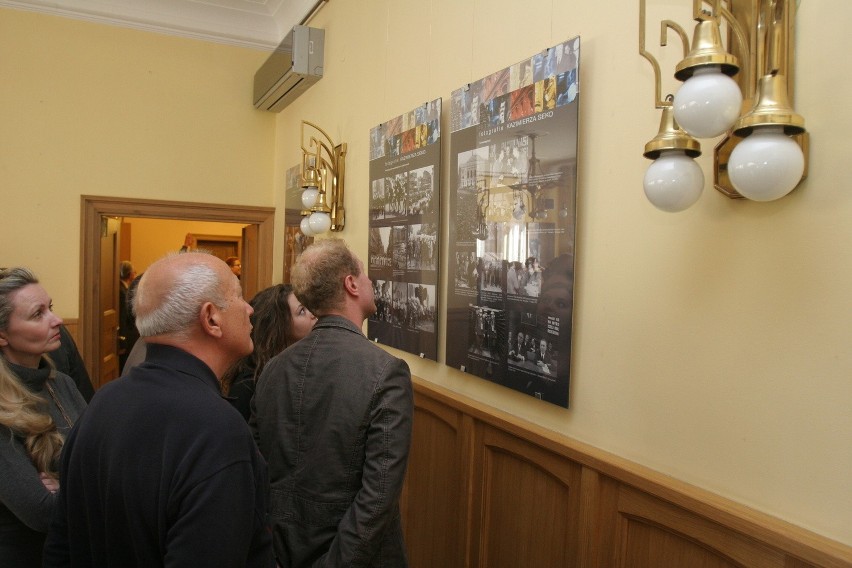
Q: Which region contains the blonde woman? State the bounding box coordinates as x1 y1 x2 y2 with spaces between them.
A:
0 267 86 565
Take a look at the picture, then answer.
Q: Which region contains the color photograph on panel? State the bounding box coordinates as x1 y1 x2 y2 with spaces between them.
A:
447 39 579 407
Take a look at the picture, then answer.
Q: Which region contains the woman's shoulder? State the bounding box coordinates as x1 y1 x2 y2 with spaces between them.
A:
50 371 88 410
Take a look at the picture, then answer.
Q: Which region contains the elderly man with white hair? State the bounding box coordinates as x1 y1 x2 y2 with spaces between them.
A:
44 252 273 567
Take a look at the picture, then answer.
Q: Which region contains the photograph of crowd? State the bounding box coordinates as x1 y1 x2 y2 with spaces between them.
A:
468 305 503 360
406 224 437 272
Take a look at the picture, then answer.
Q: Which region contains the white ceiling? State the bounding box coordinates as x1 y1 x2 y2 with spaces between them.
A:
0 0 325 49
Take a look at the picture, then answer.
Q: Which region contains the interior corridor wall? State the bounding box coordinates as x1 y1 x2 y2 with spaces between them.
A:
271 0 852 546
0 8 276 314
0 0 848 550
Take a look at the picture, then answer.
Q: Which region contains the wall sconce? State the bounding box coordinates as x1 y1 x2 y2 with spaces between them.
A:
639 0 808 212
299 120 346 235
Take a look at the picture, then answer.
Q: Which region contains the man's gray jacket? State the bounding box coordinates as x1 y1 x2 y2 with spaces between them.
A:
252 315 413 568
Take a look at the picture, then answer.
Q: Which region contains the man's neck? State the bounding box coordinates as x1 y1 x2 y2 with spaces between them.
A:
322 306 366 331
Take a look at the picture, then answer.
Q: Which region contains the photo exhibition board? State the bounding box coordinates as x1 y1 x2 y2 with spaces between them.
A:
447 38 579 407
283 163 314 284
367 99 442 360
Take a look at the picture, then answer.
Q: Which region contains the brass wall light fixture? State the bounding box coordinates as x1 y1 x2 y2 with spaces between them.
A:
639 0 808 212
299 120 346 235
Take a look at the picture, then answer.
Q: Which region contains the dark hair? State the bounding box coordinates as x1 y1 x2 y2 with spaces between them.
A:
119 260 134 280
225 257 240 268
221 284 296 394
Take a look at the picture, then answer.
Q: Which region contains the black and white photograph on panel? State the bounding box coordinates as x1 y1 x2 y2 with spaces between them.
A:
369 226 392 271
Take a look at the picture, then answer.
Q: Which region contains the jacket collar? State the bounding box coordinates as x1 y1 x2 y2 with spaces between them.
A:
141 342 221 393
313 314 364 336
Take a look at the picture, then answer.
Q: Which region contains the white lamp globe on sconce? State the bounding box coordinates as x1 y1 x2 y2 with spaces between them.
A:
728 126 804 201
643 150 704 212
642 105 704 212
300 216 316 237
673 66 742 138
727 72 807 202
308 211 332 234
301 187 319 209
672 18 742 139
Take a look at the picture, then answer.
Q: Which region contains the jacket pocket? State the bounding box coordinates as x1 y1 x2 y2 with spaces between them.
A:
270 488 350 527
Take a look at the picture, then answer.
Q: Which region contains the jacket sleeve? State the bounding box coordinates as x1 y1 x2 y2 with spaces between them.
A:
0 425 58 533
57 326 95 402
320 357 413 567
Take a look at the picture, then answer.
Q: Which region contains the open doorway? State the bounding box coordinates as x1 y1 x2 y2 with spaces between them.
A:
80 195 275 389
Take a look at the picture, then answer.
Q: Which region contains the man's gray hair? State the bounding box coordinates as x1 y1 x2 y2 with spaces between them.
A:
134 261 228 340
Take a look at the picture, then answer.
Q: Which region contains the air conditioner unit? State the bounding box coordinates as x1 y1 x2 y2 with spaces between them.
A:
253 25 324 112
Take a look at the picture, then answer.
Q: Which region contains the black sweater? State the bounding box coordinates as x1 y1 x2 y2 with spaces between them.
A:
43 343 273 567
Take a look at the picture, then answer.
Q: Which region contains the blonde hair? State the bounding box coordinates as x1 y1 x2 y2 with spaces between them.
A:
0 267 64 477
291 239 360 316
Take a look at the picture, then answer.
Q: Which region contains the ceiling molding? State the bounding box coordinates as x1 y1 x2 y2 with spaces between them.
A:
0 0 325 50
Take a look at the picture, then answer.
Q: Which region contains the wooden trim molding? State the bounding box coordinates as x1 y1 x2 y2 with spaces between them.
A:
402 377 852 567
79 195 275 386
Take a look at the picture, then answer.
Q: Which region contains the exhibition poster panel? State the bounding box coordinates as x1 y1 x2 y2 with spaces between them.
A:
447 38 579 407
368 99 442 361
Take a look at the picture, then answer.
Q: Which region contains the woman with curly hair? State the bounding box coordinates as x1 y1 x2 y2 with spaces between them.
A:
222 283 316 420
0 267 87 564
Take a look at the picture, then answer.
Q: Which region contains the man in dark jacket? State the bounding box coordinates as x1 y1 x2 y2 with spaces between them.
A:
252 238 413 567
52 325 95 401
44 252 273 567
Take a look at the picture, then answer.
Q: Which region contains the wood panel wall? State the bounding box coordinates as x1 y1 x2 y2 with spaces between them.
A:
401 378 852 567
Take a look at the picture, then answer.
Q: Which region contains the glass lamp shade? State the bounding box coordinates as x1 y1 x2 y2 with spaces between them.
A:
673 66 743 139
308 211 332 234
643 150 704 212
301 188 319 209
299 216 316 237
728 126 805 201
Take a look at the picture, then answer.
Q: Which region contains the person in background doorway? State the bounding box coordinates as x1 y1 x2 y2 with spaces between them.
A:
252 239 413 568
118 260 138 371
226 256 242 280
119 273 144 376
0 267 87 566
179 233 197 252
43 252 273 567
221 284 316 421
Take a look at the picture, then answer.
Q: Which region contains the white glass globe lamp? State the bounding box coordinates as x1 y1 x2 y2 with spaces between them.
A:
308 211 332 234
728 126 804 201
643 150 704 212
299 216 316 237
301 188 319 209
673 66 742 139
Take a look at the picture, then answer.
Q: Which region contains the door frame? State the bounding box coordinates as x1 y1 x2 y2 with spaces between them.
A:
80 195 275 385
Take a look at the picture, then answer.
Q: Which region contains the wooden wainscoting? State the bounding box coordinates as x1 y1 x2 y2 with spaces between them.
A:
401 379 852 568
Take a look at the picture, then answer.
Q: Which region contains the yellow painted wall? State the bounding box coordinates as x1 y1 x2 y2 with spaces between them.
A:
272 0 852 546
1 0 850 549
0 8 276 313
121 217 246 274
